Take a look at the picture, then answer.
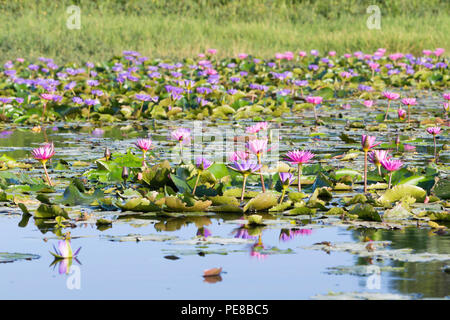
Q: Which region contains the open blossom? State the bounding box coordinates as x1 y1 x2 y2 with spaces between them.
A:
361 135 381 152
363 100 374 108
51 239 81 259
426 127 442 135
306 96 323 105
285 150 315 165
246 138 268 155
443 93 450 101
134 138 152 152
398 108 406 120
228 160 262 175
382 91 400 100
401 98 417 106
40 93 54 101
195 157 212 170
229 151 250 162
368 150 390 167
279 172 295 186
246 122 269 134
171 128 191 145
31 142 55 162
381 159 403 172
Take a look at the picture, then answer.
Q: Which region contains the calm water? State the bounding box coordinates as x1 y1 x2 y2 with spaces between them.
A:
0 117 449 299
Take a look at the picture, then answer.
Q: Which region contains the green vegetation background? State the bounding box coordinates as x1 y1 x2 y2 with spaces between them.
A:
0 0 449 63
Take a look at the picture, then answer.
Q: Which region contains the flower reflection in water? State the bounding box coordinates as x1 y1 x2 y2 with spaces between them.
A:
50 256 81 275
250 235 267 260
279 228 312 242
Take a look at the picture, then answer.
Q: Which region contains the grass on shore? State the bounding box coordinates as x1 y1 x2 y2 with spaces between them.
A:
0 0 449 63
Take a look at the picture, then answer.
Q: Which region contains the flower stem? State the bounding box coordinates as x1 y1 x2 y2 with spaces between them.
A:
433 135 437 162
297 164 303 192
407 104 411 124
364 151 368 193
279 187 286 204
42 161 53 187
384 100 391 121
388 172 393 189
192 172 201 195
241 174 248 202
257 154 265 193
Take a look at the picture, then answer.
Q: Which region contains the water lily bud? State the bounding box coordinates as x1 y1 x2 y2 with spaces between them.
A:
104 147 111 161
122 166 129 181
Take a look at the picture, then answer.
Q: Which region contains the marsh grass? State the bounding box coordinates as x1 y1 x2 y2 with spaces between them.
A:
0 0 449 63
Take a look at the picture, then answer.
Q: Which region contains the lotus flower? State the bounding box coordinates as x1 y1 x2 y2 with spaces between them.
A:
228 160 262 202
368 150 390 176
192 157 213 195
246 122 269 135
381 158 403 189
246 138 269 192
285 150 315 192
401 98 417 123
306 96 323 121
363 100 374 108
398 108 406 120
278 172 296 204
134 138 153 152
426 127 442 162
171 128 191 159
134 138 153 165
32 142 55 186
229 151 250 162
361 135 381 193
443 93 450 101
50 239 81 259
382 91 400 121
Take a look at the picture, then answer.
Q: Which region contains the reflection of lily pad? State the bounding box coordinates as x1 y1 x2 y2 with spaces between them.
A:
102 234 178 242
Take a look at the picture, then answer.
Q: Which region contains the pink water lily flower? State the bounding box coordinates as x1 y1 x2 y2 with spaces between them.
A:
427 127 442 162
361 135 381 152
285 150 315 165
246 122 269 135
306 96 323 122
32 142 55 162
363 100 374 108
401 98 417 106
229 151 250 162
171 128 191 144
285 150 315 192
369 150 390 175
398 108 406 120
443 93 450 101
246 138 268 156
426 127 442 135
381 158 403 189
361 135 381 193
40 93 54 101
134 138 153 152
382 91 400 100
306 96 323 105
401 98 417 122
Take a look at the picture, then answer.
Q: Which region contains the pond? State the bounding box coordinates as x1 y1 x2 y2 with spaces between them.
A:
0 118 448 300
